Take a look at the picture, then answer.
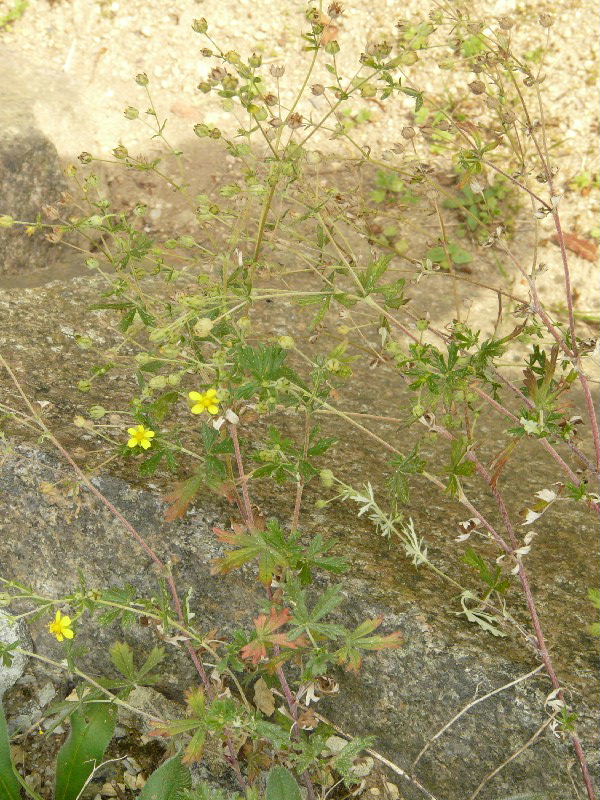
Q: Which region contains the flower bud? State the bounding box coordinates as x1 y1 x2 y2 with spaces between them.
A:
78 151 93 164
278 335 295 349
124 106 139 119
135 72 149 86
194 318 214 337
178 235 196 248
320 468 335 488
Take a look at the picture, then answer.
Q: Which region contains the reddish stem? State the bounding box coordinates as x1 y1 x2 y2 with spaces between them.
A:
229 422 255 527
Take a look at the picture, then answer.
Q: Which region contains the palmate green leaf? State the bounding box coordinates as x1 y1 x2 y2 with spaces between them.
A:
109 641 165 685
266 765 302 800
0 704 21 800
212 520 301 585
288 582 346 640
388 446 426 505
110 641 135 680
336 617 403 671
55 699 117 800
140 753 191 800
358 254 392 295
463 548 510 593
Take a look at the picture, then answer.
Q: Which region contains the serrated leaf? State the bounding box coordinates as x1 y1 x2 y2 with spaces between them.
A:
55 700 117 800
266 766 302 800
140 753 192 800
138 646 166 679
164 471 205 521
110 641 135 680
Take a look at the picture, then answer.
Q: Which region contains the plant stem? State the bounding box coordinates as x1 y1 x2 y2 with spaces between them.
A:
228 422 255 527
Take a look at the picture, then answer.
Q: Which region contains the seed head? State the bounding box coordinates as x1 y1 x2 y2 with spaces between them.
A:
469 80 486 95
270 64 285 77
538 13 554 27
287 112 303 129
210 66 227 82
327 2 343 18
311 83 325 96
191 17 208 33
78 151 93 163
401 126 416 139
498 16 514 30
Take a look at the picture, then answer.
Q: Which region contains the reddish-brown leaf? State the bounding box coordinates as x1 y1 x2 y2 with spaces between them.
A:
163 472 204 521
551 232 598 262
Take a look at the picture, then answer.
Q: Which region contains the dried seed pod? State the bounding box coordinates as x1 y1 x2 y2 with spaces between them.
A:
469 80 486 95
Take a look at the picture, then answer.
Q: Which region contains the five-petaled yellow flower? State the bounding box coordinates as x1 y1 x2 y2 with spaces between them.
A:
48 610 75 642
127 424 156 449
189 388 220 415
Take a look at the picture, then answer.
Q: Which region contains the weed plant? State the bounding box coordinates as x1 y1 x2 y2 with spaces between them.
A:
0 2 599 799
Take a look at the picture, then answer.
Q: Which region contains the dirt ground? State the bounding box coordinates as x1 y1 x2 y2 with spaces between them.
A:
1 0 598 322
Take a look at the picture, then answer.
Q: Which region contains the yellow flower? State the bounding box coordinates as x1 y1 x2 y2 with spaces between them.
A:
48 610 75 642
127 424 156 449
189 388 220 415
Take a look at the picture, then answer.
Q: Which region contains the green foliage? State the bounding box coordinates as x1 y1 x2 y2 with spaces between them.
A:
265 765 302 800
463 548 510 593
0 0 27 30
425 240 472 269
139 753 192 800
109 640 165 690
587 588 600 637
0 704 21 800
443 177 519 241
55 699 117 800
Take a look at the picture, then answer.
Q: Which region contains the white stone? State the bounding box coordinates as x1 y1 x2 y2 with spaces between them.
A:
0 611 28 697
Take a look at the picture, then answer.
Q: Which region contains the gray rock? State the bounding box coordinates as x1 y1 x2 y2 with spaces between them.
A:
0 610 29 697
0 59 71 276
0 443 597 800
0 275 597 799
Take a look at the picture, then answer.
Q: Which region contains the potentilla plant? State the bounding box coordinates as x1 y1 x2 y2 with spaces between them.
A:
0 1 599 799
